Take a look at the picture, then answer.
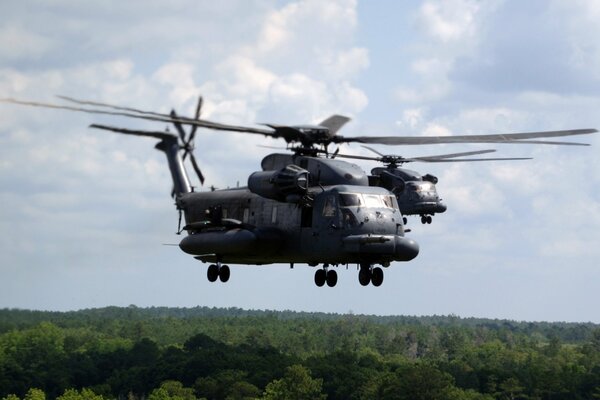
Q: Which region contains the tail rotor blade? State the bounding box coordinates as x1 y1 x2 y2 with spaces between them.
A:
170 110 187 143
188 96 203 144
190 153 205 185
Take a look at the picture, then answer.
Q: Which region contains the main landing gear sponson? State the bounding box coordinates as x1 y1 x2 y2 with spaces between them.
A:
359 263 384 287
207 263 230 283
314 265 338 287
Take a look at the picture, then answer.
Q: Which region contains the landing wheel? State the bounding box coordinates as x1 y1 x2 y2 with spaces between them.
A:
403 217 408 225
314 269 326 287
219 265 230 283
426 216 432 224
358 267 371 286
371 267 384 287
207 264 219 282
421 216 427 224
326 270 338 287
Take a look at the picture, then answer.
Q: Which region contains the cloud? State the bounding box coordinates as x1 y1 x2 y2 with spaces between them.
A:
0 23 56 61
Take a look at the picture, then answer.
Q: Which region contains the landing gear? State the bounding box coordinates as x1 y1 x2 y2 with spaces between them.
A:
371 267 384 287
219 265 230 282
314 268 326 287
403 217 408 225
326 269 338 287
420 215 432 224
314 265 337 287
358 263 384 287
207 262 230 283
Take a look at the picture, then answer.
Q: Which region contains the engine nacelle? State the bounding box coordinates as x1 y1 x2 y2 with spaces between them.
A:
248 164 309 202
422 173 438 184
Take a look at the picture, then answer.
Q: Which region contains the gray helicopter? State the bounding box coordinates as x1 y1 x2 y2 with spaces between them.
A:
334 146 532 225
1 95 596 287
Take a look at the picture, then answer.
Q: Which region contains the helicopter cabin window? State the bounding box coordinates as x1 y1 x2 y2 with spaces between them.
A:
339 193 363 207
222 208 228 219
271 206 278 223
243 208 249 223
322 196 336 217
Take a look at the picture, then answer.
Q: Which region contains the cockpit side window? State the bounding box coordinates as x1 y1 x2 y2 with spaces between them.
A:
322 195 337 217
383 195 395 209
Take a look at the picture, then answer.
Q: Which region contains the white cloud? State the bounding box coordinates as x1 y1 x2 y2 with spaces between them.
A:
0 23 56 60
418 0 481 43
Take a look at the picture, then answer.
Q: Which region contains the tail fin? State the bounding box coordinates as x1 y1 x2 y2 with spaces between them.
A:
319 115 351 135
90 124 192 196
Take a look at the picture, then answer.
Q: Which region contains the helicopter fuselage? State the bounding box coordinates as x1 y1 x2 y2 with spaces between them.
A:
177 185 419 266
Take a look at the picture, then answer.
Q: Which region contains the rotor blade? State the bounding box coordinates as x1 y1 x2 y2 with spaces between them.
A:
412 149 497 161
57 94 169 118
334 149 527 164
422 157 532 162
189 153 205 185
194 96 203 119
339 128 596 146
170 110 187 142
187 96 203 144
1 97 277 136
89 124 177 140
361 145 385 157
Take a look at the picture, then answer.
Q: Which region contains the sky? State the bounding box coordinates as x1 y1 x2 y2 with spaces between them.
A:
1 0 599 322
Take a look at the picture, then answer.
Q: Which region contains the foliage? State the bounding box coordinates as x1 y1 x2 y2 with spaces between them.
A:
262 365 325 400
0 307 599 399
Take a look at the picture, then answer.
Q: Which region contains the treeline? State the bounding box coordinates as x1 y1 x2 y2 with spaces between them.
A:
1 307 600 399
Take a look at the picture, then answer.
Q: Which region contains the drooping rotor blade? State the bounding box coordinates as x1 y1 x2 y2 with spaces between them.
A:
340 128 597 146
421 157 532 162
361 145 385 157
89 123 177 140
319 115 351 135
360 147 498 160
189 153 205 185
1 97 277 136
413 149 497 161
57 95 168 118
334 148 533 164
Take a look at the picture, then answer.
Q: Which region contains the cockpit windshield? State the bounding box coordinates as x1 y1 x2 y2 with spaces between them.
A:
339 193 397 210
339 193 363 207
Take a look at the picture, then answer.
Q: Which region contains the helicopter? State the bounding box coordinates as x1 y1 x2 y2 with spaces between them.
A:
333 145 532 225
1 95 596 287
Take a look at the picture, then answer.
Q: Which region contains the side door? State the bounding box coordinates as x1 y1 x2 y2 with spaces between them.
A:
304 193 343 258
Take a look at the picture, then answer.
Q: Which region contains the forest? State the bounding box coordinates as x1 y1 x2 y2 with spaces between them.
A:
1 306 600 399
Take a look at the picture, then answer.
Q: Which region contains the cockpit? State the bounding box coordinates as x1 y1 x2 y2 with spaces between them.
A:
339 192 398 209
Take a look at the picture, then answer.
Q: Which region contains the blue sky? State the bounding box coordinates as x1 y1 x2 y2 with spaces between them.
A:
1 0 599 322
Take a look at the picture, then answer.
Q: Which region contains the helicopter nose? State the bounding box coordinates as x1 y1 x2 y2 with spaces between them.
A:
435 202 447 213
395 236 419 261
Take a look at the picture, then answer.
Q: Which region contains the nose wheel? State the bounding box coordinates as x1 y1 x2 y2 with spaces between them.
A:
358 263 384 287
421 215 433 224
207 263 230 283
314 265 337 287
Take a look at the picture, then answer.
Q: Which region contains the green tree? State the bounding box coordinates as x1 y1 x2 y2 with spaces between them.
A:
377 363 459 400
24 389 45 400
148 381 197 400
262 365 326 400
56 388 105 400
